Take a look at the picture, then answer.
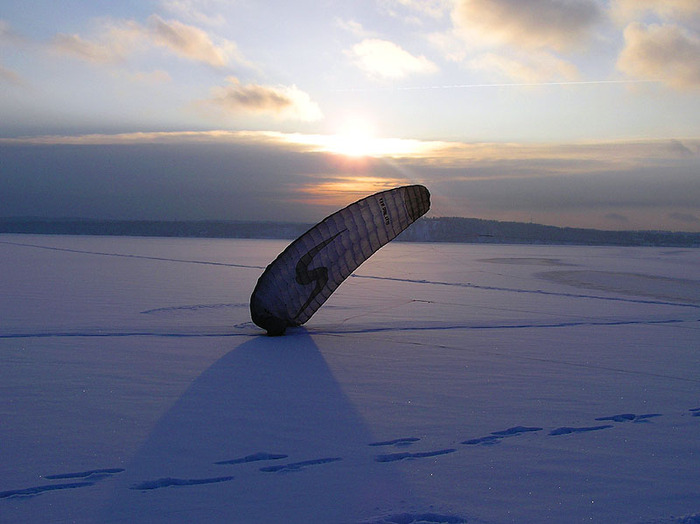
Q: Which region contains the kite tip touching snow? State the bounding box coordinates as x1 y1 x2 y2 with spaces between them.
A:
250 185 430 335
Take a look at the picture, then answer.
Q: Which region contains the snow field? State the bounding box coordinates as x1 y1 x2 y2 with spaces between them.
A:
1 235 698 523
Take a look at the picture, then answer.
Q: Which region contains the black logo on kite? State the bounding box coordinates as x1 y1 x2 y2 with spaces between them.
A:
295 230 345 318
378 197 391 225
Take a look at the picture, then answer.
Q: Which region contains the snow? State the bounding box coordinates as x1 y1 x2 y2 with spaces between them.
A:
1 234 699 524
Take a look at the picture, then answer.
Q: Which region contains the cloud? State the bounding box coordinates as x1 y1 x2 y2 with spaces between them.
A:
441 0 604 84
2 132 698 230
611 0 700 28
146 14 228 67
5 132 696 173
349 38 438 79
293 175 409 207
0 19 29 45
0 64 24 85
51 33 125 64
205 77 323 121
427 31 469 63
468 51 579 83
335 19 376 39
617 22 700 89
668 212 700 224
50 15 240 69
667 138 696 156
378 0 452 22
604 213 630 224
159 0 226 26
116 69 172 85
452 0 603 52
0 19 16 41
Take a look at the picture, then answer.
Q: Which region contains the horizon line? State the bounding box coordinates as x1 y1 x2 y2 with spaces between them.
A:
1 215 698 235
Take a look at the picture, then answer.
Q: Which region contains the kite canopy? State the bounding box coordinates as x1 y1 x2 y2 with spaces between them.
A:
250 184 430 335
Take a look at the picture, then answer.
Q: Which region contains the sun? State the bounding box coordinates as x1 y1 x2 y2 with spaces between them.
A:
281 116 440 159
328 118 378 157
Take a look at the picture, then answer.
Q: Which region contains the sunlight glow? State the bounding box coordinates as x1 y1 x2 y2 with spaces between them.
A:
306 176 405 195
294 176 408 207
329 118 378 157
290 131 444 159
283 117 441 158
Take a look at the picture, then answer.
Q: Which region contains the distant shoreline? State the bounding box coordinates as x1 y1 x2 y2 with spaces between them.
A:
1 217 699 247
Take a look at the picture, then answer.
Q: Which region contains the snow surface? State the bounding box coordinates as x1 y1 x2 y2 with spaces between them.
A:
1 234 699 524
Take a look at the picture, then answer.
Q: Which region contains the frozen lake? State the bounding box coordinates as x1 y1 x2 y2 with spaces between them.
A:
1 234 699 523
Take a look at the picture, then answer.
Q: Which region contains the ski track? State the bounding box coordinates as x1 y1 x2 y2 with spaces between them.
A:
320 318 698 334
0 331 252 339
2 317 697 340
140 303 248 314
351 274 700 309
0 240 264 270
3 409 697 507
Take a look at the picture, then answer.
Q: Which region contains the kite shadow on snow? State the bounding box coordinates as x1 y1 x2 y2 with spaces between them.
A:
100 329 418 522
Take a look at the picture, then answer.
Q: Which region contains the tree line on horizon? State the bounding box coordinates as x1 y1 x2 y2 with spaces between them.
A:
1 217 699 247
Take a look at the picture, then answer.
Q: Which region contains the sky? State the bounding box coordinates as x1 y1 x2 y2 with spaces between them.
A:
1 0 699 231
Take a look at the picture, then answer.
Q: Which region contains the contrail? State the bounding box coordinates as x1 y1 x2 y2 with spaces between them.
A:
335 79 660 92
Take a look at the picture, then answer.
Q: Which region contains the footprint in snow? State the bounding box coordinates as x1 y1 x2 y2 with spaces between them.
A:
44 468 125 481
130 476 234 491
368 437 420 448
214 452 288 465
0 482 94 499
2 408 694 501
549 425 613 436
462 426 543 446
375 449 456 463
259 457 342 473
0 468 124 500
595 413 662 423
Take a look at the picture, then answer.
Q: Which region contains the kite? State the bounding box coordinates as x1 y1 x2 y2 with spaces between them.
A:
250 185 430 335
